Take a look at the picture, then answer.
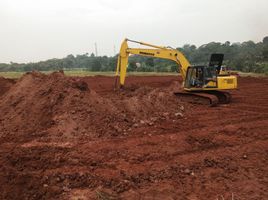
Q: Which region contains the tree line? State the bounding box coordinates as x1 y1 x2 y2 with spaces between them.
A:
0 36 268 74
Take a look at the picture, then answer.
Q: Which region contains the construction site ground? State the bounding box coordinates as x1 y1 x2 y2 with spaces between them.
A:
0 72 267 200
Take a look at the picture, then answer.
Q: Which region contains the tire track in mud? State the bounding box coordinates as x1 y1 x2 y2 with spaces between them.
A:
33 115 264 179
46 138 268 200
9 137 266 200
16 112 267 173
70 121 268 167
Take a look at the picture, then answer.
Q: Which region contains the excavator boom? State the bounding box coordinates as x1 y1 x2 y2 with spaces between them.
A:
116 39 190 86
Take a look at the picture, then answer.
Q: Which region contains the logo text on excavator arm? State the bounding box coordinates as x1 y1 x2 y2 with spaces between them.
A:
139 51 155 56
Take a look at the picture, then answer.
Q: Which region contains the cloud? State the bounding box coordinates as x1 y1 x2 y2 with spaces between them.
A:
0 0 267 63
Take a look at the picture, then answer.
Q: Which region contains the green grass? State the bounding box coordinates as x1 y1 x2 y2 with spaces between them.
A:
0 70 178 79
0 72 24 79
0 70 266 79
236 71 267 77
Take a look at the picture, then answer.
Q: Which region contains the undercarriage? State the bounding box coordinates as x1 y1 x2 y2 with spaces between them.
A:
174 90 231 106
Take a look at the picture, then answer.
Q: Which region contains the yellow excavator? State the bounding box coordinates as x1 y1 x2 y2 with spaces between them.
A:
115 39 237 105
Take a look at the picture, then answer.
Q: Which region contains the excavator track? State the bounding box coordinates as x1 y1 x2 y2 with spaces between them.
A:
174 90 231 106
205 90 232 104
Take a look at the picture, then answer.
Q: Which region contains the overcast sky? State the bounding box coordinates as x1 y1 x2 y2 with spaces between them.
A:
0 0 267 63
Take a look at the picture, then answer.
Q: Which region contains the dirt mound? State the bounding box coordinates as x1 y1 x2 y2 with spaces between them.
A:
0 72 114 142
0 72 187 143
0 72 189 199
0 77 15 96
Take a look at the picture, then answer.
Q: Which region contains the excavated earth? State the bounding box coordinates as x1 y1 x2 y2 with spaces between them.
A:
0 72 267 200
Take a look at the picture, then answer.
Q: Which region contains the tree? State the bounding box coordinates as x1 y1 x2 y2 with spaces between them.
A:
262 36 268 60
1 36 268 74
263 36 268 45
91 59 101 71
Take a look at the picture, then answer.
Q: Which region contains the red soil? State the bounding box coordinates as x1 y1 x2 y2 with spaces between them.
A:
0 77 16 97
0 72 267 200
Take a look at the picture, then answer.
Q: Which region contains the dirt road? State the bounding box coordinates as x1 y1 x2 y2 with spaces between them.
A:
0 72 267 199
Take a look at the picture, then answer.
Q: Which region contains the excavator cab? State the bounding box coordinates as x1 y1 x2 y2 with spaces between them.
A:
184 66 218 89
184 53 236 91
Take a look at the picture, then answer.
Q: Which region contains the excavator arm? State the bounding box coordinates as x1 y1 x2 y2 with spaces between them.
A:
115 39 190 86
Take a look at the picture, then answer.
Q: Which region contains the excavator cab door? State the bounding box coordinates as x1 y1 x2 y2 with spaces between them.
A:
203 66 218 88
185 66 205 89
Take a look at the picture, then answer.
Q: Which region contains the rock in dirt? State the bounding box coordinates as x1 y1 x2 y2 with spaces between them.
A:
184 169 191 174
175 112 184 117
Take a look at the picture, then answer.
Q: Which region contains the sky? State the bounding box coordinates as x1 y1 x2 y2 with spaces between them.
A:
0 0 267 63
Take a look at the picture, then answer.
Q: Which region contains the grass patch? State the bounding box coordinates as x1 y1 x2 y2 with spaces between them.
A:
0 70 179 79
0 72 25 79
237 71 267 77
0 70 266 79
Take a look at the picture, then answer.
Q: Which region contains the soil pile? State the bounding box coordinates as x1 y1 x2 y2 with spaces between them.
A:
0 72 115 142
0 72 187 143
